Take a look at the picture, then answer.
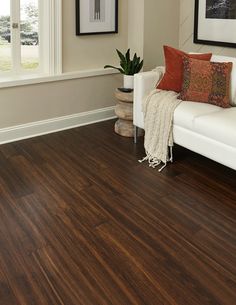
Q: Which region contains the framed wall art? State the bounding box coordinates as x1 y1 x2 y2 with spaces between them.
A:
76 0 118 35
194 0 236 48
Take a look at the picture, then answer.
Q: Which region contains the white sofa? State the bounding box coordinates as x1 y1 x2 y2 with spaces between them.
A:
134 55 236 170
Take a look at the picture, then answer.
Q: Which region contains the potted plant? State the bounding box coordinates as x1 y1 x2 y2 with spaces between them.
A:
104 49 143 89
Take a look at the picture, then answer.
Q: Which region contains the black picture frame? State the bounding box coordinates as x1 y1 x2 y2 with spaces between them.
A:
76 0 118 36
194 0 236 48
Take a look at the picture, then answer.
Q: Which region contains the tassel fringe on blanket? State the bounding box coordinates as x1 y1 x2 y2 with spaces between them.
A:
139 89 182 172
139 146 174 172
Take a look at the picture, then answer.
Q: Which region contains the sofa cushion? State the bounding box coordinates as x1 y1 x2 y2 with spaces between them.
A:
179 57 232 108
157 46 212 93
211 55 236 107
193 108 236 148
174 101 221 130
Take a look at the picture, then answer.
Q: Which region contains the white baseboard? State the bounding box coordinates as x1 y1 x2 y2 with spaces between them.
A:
0 106 116 144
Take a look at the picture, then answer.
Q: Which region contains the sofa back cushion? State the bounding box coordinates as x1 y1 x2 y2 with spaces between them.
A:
211 55 236 106
179 56 232 108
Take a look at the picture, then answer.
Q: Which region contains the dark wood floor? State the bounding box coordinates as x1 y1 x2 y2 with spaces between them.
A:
0 119 236 305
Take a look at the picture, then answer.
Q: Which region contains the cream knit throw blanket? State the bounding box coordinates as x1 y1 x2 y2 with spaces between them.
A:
139 89 181 172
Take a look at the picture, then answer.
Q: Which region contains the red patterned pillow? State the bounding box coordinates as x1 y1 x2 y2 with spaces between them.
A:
179 57 232 108
157 46 212 92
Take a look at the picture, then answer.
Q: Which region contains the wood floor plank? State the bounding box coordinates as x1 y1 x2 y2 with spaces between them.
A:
0 238 62 305
96 222 224 305
0 152 33 198
32 221 146 305
175 244 236 305
0 119 235 305
0 267 20 305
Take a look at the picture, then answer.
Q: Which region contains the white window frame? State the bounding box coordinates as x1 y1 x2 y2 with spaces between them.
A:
40 0 62 75
0 0 62 79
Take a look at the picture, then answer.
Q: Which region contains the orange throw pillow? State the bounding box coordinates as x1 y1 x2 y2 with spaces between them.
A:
157 46 212 92
179 56 232 108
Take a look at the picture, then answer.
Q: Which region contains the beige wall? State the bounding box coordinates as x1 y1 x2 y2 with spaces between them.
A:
128 0 144 58
63 0 128 72
0 74 121 129
179 0 236 57
144 0 180 70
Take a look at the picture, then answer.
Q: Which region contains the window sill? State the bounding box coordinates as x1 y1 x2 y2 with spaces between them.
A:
0 68 118 89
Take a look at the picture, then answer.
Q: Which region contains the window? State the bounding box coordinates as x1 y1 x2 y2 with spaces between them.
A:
0 0 61 78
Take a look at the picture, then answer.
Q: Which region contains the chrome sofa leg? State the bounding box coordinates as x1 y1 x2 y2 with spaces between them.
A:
134 126 138 144
170 146 173 163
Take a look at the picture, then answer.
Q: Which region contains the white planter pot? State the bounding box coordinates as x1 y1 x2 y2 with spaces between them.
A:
123 75 134 89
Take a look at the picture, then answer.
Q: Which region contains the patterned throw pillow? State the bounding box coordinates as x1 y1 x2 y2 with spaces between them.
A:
157 46 212 93
179 57 233 108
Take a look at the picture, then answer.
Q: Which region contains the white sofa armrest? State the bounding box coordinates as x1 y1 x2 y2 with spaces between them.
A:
133 67 164 128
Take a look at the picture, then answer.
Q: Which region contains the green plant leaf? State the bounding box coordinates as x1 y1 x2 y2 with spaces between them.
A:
132 55 140 74
137 60 144 73
120 59 127 71
127 60 132 75
125 49 130 63
104 65 124 74
116 49 126 63
104 48 143 75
